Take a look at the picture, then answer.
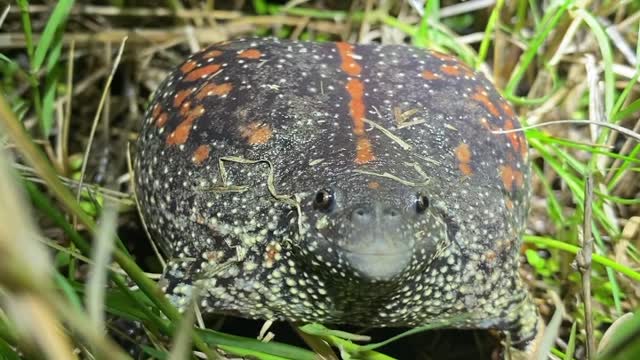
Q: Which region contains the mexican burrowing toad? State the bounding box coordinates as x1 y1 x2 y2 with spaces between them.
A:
134 37 542 356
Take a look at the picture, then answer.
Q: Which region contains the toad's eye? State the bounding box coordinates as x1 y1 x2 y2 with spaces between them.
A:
314 189 335 212
415 193 429 214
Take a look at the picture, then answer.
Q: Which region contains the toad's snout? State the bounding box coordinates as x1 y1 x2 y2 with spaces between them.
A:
340 205 414 281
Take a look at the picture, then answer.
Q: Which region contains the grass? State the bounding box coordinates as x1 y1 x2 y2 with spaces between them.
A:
0 0 639 359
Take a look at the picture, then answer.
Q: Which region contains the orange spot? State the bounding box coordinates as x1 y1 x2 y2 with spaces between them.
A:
500 165 524 191
184 64 221 81
180 60 197 74
457 62 476 77
166 105 205 146
152 103 162 118
368 181 380 190
501 102 515 118
238 49 262 59
430 50 456 62
196 82 233 99
504 120 517 146
421 70 440 80
471 86 500 118
503 119 527 159
180 101 191 116
204 49 223 59
155 112 168 128
440 64 460 76
355 138 375 164
336 42 362 77
520 136 529 160
480 117 528 161
173 89 192 108
240 122 273 145
192 144 210 165
454 143 473 176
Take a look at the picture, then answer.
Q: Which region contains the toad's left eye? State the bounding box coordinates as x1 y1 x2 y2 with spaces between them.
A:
415 193 429 214
314 188 335 212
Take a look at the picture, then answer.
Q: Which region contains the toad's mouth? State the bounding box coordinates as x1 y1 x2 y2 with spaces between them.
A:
342 249 413 281
341 249 412 257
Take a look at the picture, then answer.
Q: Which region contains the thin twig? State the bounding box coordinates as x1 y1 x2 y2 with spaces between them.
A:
76 37 127 202
576 174 596 359
127 142 166 268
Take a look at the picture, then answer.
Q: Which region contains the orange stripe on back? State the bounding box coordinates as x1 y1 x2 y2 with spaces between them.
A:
336 42 374 164
336 42 362 77
346 78 365 136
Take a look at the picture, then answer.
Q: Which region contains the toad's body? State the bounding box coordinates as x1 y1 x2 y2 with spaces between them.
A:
135 37 540 350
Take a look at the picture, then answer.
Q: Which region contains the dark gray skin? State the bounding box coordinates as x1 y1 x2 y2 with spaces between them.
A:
135 37 542 354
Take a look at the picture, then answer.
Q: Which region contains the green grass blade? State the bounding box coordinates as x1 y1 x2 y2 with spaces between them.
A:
31 0 74 72
598 312 640 360
197 328 317 360
576 9 615 118
15 0 34 61
524 236 640 282
0 338 21 360
476 0 504 68
504 0 572 97
565 321 577 360
612 98 640 122
413 0 438 47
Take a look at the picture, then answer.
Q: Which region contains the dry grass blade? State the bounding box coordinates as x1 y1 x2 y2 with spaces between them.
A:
0 5 9 29
168 295 208 360
492 119 640 142
8 5 241 19
86 203 118 330
0 155 52 289
3 295 78 360
0 143 133 360
0 148 77 359
535 290 564 360
439 0 495 18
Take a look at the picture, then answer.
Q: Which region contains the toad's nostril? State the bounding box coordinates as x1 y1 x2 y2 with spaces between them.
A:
352 207 373 224
384 208 400 218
